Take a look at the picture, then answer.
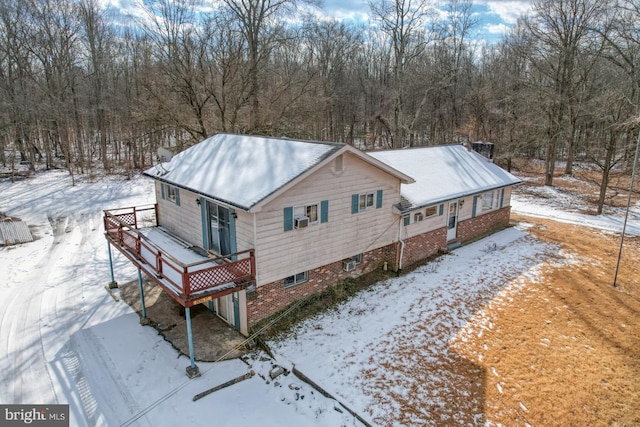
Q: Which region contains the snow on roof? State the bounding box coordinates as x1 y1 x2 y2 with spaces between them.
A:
369 144 522 211
144 134 343 210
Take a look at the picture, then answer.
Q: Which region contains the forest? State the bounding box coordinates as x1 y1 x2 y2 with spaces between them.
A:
1 0 640 211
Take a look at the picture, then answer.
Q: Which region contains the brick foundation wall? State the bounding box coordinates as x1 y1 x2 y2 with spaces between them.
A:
457 207 510 244
246 243 397 327
401 227 447 268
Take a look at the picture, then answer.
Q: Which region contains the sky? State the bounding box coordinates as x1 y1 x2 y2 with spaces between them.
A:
315 0 533 43
102 0 534 44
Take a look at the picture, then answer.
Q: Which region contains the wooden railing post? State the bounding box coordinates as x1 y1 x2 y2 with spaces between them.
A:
183 267 190 299
136 233 141 259
133 206 138 229
156 252 163 277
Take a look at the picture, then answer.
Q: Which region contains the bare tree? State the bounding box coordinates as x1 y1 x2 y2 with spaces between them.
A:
220 0 312 133
0 0 35 172
369 0 435 147
437 0 477 143
523 0 609 186
301 20 364 142
26 0 84 183
79 0 115 172
139 0 214 143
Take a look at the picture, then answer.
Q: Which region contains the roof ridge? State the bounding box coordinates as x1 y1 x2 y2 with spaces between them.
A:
364 143 464 153
215 132 346 148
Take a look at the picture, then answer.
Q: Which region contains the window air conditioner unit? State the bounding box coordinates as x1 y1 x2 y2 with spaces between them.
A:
295 216 309 229
343 259 356 272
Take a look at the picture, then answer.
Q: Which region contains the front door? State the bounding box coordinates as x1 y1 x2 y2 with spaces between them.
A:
207 201 232 256
447 201 458 241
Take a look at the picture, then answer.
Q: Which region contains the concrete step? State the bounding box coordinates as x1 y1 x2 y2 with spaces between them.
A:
447 240 462 251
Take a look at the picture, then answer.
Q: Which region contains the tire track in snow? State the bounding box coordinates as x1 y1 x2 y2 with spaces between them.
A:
1 212 144 425
0 218 64 404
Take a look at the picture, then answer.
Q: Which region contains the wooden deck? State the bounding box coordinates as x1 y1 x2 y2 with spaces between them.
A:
104 205 255 307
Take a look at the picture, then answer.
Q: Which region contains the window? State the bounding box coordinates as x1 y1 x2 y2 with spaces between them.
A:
425 206 438 217
161 183 180 206
414 212 424 222
294 203 319 224
284 271 308 287
166 185 177 202
482 190 500 211
359 192 375 210
284 201 328 231
352 190 383 214
403 215 410 226
352 253 363 264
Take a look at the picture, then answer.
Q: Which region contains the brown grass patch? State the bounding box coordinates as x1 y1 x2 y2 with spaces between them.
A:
452 215 640 426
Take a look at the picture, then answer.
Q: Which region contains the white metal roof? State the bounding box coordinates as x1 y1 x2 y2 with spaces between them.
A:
0 219 33 246
144 134 344 210
368 144 522 211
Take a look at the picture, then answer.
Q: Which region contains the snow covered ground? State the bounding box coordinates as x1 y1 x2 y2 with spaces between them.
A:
0 169 638 426
511 179 640 236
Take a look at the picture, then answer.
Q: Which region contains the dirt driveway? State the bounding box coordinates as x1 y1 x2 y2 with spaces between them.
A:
450 214 640 426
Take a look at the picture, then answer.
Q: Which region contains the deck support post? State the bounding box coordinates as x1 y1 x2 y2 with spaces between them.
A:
107 242 118 288
138 268 150 325
185 307 200 378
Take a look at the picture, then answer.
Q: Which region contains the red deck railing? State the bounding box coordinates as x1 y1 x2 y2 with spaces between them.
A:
104 205 255 304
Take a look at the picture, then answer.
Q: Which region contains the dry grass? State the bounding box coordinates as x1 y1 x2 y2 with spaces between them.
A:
449 215 640 426
449 163 640 425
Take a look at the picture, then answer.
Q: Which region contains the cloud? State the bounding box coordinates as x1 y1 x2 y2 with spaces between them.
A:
485 22 511 35
483 1 533 25
317 0 370 22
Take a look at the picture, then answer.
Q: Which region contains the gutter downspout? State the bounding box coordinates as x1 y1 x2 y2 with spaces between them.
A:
397 217 405 276
398 240 405 276
252 212 259 285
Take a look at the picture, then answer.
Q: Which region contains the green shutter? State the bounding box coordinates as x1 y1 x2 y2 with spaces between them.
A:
472 196 478 218
403 215 410 226
229 208 237 260
351 194 359 214
174 188 180 206
200 198 208 249
376 189 383 209
284 207 294 231
439 204 444 216
499 188 505 208
320 200 329 223
160 183 165 199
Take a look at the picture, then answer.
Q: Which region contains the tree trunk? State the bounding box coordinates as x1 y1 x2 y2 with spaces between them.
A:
597 132 616 215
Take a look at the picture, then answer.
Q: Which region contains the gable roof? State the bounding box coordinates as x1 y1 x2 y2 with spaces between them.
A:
144 133 413 211
368 144 522 212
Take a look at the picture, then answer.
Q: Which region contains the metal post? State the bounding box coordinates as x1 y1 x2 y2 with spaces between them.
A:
613 130 640 287
185 307 200 378
107 242 118 288
137 268 150 324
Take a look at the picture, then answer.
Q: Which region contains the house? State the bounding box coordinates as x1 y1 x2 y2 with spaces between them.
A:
103 134 520 376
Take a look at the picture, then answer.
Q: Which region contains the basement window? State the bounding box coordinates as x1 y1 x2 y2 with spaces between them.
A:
284 271 308 288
